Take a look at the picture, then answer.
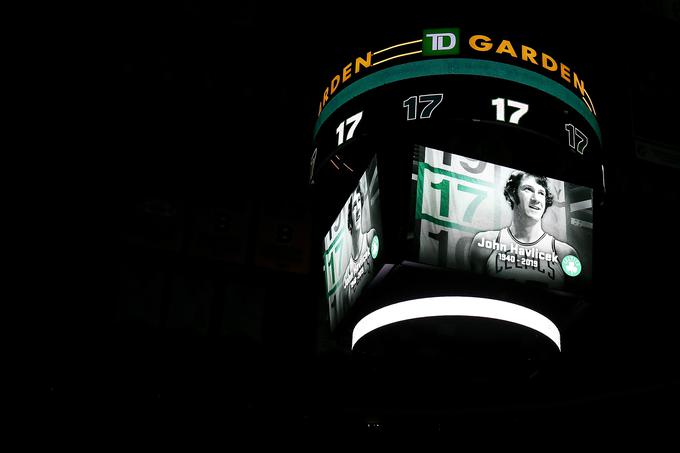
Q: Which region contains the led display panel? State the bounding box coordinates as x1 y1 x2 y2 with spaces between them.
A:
323 155 383 330
412 146 592 294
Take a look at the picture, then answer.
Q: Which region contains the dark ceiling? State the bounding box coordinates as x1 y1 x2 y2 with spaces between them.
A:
42 0 679 441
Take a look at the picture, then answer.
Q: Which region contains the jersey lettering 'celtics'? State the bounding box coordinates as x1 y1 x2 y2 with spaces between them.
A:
481 227 562 285
342 230 376 302
469 171 580 289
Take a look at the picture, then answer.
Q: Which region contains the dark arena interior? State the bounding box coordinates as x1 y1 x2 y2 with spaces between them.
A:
41 1 679 444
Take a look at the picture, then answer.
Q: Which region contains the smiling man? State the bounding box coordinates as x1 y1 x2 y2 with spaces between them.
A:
468 171 579 288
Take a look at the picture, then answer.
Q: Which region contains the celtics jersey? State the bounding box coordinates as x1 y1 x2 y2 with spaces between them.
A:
484 228 564 288
341 229 376 308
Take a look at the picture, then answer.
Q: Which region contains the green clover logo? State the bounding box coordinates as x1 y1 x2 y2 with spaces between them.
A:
370 235 380 259
561 255 582 277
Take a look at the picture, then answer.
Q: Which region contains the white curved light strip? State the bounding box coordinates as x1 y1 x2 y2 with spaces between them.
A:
351 296 561 351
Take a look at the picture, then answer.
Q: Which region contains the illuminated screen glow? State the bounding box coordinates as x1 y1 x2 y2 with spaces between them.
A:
413 146 593 294
351 296 561 351
323 155 383 331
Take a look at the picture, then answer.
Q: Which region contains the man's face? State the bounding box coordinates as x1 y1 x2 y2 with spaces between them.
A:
516 175 547 221
351 191 362 230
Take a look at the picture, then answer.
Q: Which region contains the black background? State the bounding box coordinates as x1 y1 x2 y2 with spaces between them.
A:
40 0 679 443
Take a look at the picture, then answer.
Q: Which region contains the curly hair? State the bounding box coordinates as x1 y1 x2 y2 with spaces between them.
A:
347 186 364 232
503 171 554 211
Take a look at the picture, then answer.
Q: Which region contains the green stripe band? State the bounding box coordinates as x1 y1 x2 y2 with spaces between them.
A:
313 58 601 144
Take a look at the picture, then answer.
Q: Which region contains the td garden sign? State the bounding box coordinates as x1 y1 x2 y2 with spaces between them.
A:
317 28 597 120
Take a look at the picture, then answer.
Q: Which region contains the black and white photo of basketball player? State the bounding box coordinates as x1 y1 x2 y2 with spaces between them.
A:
468 170 580 287
337 182 377 312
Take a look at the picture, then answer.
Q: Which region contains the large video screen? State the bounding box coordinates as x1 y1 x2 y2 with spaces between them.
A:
412 146 592 293
323 155 383 331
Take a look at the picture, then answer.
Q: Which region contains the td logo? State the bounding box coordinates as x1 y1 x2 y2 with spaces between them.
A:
422 28 460 56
